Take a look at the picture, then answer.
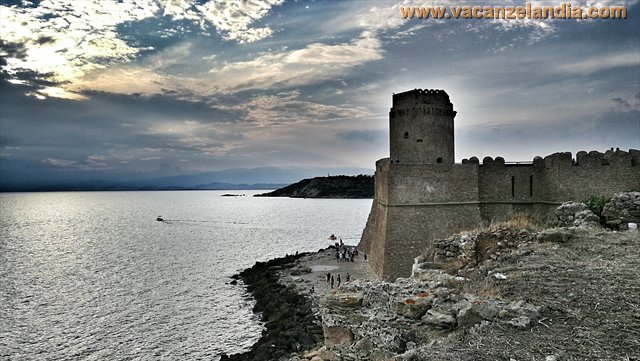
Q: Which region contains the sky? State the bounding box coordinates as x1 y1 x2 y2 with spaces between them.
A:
0 0 639 186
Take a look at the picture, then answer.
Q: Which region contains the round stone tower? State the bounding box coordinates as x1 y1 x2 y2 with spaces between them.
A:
389 89 456 164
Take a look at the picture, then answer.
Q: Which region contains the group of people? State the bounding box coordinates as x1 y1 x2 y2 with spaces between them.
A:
325 271 350 288
304 236 369 294
335 239 360 262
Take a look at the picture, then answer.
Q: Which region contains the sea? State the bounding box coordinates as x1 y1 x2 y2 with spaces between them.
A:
0 190 372 360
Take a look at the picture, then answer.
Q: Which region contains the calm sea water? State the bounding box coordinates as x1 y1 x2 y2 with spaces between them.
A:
0 191 371 360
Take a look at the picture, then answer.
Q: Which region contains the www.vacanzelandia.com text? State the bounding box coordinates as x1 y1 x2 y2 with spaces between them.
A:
400 4 627 20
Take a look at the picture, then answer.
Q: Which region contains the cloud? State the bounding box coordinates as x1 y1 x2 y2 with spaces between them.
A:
0 1 158 81
220 90 375 125
328 0 640 46
552 51 640 75
456 104 640 161
79 29 386 96
208 32 384 93
0 0 285 98
163 0 285 43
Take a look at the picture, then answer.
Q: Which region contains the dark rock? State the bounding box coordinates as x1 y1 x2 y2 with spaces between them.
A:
224 251 323 361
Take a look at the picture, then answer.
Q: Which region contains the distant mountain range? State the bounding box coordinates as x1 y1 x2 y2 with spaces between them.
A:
255 175 374 199
0 166 373 192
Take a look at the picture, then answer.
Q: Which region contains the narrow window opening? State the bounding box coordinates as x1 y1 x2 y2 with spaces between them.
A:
437 157 443 163
416 139 423 143
404 132 409 139
511 176 515 197
529 175 533 197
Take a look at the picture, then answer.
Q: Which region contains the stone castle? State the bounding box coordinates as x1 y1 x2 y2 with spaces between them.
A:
358 88 640 281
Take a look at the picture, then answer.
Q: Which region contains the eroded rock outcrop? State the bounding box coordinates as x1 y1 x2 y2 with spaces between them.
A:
602 191 640 230
284 202 639 361
292 226 545 360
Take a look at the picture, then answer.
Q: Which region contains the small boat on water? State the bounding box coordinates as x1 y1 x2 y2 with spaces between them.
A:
156 216 164 221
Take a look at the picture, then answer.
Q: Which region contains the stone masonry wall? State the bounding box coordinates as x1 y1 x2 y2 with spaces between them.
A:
362 162 483 280
546 150 640 201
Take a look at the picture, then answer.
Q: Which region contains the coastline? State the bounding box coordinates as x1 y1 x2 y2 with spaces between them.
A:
222 246 375 360
225 223 640 360
220 251 325 361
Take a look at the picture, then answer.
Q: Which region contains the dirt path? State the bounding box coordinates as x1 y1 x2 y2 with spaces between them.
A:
280 247 376 298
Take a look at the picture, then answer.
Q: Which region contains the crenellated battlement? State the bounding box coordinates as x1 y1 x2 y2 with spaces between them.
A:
459 148 640 168
392 88 454 111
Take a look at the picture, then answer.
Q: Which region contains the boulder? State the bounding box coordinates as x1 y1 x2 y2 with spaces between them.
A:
361 283 394 317
555 202 588 226
422 308 456 329
455 300 500 327
395 297 433 319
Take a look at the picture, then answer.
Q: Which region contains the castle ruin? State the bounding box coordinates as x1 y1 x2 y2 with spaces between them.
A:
358 88 640 281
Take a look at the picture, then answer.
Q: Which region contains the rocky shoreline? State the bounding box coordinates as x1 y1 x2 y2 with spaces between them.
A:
221 251 325 361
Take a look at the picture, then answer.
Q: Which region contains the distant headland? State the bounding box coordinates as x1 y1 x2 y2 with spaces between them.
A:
255 175 374 199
